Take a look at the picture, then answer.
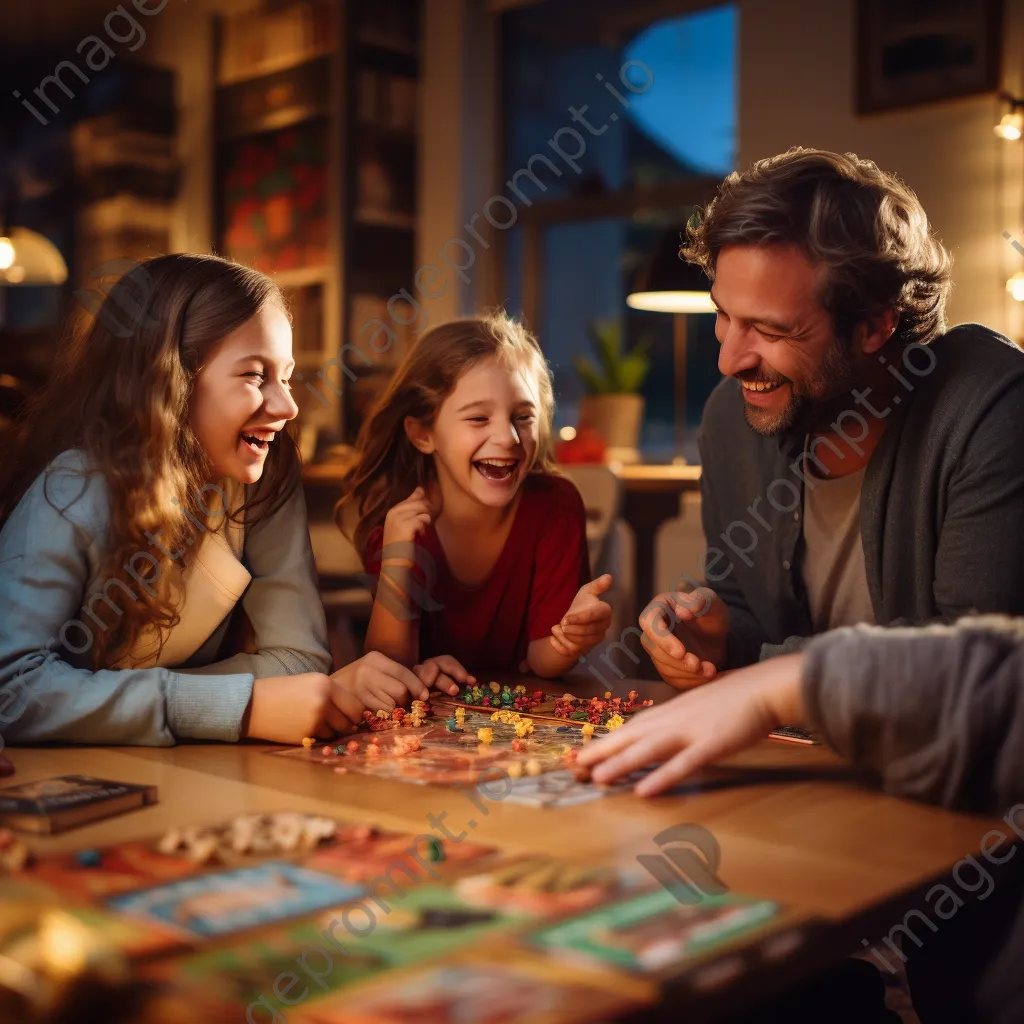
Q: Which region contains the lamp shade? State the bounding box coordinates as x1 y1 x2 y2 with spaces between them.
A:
627 228 714 313
0 227 68 286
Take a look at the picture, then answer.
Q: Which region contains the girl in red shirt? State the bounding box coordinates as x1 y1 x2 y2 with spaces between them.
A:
337 313 612 679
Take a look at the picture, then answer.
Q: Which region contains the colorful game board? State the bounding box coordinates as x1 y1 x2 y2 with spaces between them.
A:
270 705 602 786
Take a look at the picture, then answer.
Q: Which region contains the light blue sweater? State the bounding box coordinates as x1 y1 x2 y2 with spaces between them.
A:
0 451 330 746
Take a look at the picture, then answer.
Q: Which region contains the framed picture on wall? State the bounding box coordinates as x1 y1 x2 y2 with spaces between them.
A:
856 0 1003 114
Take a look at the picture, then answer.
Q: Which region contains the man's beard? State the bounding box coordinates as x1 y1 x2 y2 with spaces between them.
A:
741 339 859 437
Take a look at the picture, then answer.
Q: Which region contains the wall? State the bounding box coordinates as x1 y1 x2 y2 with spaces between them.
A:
738 0 1024 343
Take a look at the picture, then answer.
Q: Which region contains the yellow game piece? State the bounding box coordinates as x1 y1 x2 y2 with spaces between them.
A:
477 727 493 745
525 759 542 776
606 714 625 730
301 737 315 749
515 684 527 694
604 691 612 699
581 723 595 740
375 709 389 719
507 762 524 778
513 719 534 738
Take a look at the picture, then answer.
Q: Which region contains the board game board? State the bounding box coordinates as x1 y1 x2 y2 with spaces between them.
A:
269 683 659 800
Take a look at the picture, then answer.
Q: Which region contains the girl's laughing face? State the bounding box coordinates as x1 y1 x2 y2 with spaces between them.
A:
408 355 541 509
189 302 299 485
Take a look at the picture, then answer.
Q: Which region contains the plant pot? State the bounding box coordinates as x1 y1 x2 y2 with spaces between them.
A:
579 394 644 463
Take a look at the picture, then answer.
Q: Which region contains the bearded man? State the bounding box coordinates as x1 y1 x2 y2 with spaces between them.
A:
641 147 1024 688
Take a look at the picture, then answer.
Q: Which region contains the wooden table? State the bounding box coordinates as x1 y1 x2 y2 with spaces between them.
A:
6 674 1001 1019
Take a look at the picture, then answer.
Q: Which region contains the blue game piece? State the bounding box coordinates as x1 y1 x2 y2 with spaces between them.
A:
445 718 459 732
556 726 572 733
76 849 102 868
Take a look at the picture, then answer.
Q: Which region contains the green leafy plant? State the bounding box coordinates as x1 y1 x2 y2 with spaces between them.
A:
574 318 651 395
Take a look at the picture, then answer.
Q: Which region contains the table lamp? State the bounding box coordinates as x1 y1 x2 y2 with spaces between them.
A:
627 229 713 462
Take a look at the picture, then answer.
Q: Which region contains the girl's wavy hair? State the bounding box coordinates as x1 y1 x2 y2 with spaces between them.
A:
338 312 556 559
0 252 300 669
683 147 953 349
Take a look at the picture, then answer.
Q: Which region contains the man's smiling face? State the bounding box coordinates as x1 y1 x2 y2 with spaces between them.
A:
711 243 859 436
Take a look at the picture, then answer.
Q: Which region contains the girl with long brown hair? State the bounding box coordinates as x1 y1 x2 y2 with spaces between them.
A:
338 312 613 681
0 253 426 747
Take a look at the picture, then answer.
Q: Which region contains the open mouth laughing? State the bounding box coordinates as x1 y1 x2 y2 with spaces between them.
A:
239 429 277 456
739 379 786 394
473 457 519 482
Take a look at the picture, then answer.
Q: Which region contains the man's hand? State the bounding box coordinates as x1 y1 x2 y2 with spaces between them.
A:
577 653 806 796
551 574 614 658
639 588 729 690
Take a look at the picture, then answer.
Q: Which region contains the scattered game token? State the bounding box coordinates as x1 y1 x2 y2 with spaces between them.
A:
477 727 493 745
525 759 542 776
507 762 523 778
581 723 595 740
427 838 446 862
301 737 315 749
321 745 334 756
445 718 459 732
75 848 102 868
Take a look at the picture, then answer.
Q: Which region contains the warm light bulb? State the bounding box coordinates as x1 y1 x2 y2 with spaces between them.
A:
559 426 577 441
1007 272 1024 302
994 111 1023 140
0 237 13 270
5 266 25 284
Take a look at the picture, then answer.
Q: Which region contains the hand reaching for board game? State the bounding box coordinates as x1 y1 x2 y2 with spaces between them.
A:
413 654 475 696
577 653 805 796
550 574 615 658
331 650 432 714
243 672 355 744
638 589 728 690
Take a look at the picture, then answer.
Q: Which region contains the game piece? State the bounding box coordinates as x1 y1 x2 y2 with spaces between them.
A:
511 739 524 753
427 838 446 862
477 728 493 745
489 682 500 694
525 759 542 776
514 719 534 738
606 714 625 730
507 762 524 778
604 691 612 698
445 718 459 732
346 740 360 754
581 724 595 740
365 742 380 757
75 849 102 868
321 745 334 756
301 737 315 749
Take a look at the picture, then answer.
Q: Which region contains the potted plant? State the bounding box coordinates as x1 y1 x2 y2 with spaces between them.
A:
574 318 649 462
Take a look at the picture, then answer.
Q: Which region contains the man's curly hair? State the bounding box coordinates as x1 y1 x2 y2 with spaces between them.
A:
683 147 953 349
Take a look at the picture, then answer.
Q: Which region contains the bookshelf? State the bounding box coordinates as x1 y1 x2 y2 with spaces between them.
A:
212 0 421 453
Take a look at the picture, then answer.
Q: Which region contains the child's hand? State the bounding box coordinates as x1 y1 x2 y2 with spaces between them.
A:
550 574 614 658
382 484 442 550
414 654 475 696
244 673 353 744
330 650 430 714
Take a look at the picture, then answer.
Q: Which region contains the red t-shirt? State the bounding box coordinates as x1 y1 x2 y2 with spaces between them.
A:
365 473 589 670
